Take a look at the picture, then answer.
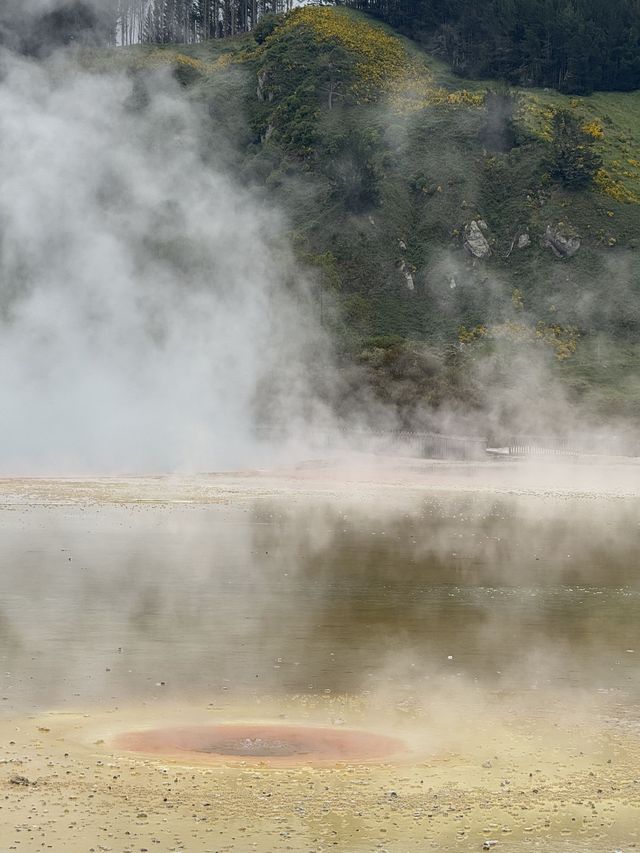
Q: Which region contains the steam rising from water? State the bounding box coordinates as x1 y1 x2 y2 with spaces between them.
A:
1 492 639 711
0 50 323 474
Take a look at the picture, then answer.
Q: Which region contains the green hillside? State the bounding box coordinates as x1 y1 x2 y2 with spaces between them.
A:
87 7 640 426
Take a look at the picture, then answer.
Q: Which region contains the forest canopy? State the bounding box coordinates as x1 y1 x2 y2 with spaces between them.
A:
0 0 290 52
341 0 640 93
5 0 640 95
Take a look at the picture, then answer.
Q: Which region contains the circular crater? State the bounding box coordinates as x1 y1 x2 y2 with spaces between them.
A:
113 723 406 765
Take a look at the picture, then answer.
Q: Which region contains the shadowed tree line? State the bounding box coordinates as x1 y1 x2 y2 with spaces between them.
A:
0 0 293 52
115 0 293 44
340 0 640 93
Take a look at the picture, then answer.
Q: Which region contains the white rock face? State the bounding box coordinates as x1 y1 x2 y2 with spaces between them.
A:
464 220 491 258
517 233 531 249
399 259 414 290
256 70 267 101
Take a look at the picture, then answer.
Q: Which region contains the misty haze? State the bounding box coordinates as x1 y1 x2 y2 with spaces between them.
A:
0 1 639 852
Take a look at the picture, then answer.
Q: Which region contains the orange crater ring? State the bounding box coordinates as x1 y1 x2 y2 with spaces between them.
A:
112 723 408 766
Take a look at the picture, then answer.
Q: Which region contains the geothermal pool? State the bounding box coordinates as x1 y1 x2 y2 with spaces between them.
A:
0 465 639 851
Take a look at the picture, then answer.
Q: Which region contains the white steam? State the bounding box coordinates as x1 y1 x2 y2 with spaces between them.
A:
0 54 319 474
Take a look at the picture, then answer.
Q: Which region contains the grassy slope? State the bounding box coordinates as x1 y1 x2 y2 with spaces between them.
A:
83 9 640 423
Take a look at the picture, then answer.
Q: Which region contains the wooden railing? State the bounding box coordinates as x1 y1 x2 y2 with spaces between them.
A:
505 434 639 458
507 436 578 457
256 426 639 460
255 426 486 460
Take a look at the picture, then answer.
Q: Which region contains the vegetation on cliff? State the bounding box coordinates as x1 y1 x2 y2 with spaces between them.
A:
84 6 640 425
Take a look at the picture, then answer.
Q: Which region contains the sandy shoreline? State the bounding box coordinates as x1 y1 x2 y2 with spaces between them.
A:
1 455 639 506
2 691 640 852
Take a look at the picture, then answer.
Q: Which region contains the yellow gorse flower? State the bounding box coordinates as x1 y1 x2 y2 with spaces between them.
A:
275 7 406 101
273 7 484 110
459 321 579 360
582 119 604 139
520 94 640 204
130 50 217 75
594 168 639 204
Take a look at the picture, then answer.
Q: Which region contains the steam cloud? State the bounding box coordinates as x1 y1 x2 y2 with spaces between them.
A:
1 5 635 477
0 0 116 54
0 43 325 474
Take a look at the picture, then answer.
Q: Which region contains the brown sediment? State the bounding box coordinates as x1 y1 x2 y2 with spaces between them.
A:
113 722 406 765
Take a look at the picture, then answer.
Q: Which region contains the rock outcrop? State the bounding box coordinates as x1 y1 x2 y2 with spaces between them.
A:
399 259 415 290
464 220 491 258
543 224 580 258
256 70 274 103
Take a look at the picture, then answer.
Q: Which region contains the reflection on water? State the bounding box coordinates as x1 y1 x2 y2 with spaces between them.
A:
0 494 639 711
